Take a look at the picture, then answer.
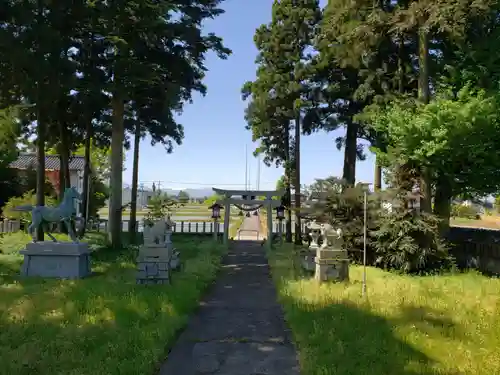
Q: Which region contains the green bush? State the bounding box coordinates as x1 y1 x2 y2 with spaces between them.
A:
302 177 379 264
373 211 453 274
2 190 57 223
0 231 31 254
451 203 480 219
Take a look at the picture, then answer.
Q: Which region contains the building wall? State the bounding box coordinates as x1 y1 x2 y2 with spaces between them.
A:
121 188 153 208
70 171 83 215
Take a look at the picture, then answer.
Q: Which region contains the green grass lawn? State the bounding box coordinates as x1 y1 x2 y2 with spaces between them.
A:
268 243 500 375
0 231 226 375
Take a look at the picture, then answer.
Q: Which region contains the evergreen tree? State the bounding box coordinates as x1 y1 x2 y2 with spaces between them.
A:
243 0 321 243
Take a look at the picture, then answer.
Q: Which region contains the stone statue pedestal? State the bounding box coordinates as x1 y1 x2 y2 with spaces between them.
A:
136 245 173 285
20 242 91 279
314 248 349 282
136 225 180 285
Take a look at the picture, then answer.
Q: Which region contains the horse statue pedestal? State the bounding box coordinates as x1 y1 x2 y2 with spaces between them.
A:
20 242 91 279
136 220 180 285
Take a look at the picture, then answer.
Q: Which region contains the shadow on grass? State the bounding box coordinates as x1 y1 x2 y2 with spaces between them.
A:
0 233 226 375
270 245 468 375
282 296 463 375
398 305 466 343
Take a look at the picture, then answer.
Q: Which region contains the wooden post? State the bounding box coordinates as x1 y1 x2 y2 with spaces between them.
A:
223 199 230 245
267 200 273 249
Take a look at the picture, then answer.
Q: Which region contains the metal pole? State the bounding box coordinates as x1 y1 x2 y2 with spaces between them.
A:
279 219 283 244
362 190 367 297
245 144 248 191
85 173 91 223
213 219 217 241
256 154 261 190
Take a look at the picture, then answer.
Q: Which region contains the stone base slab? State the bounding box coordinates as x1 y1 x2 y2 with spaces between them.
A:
136 261 170 284
314 258 349 282
315 249 348 260
20 241 91 279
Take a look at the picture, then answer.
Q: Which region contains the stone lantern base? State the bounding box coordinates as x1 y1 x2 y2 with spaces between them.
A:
314 249 349 282
136 245 180 285
301 246 318 272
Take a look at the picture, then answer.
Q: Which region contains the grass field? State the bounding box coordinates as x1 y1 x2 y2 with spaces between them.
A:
450 215 500 229
268 243 500 375
98 205 241 219
0 231 225 375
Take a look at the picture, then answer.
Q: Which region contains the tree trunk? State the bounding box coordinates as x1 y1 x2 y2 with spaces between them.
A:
343 122 358 187
397 34 404 94
58 122 71 190
129 122 141 242
58 153 64 199
374 160 382 192
110 93 125 248
36 109 45 241
294 113 301 245
80 118 93 237
283 121 292 243
418 25 432 213
433 172 452 237
58 121 74 234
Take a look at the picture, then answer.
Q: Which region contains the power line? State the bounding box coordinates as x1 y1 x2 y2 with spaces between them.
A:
130 180 275 187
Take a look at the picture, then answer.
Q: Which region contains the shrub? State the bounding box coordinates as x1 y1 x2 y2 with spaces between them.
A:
2 190 57 223
0 231 31 254
373 210 453 273
302 177 379 264
144 192 182 225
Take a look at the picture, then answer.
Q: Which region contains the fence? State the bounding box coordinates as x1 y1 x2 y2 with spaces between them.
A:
272 221 306 233
447 227 500 274
0 219 224 234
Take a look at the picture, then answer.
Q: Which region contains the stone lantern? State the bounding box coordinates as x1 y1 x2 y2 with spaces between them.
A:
314 224 349 282
302 220 322 271
209 203 222 241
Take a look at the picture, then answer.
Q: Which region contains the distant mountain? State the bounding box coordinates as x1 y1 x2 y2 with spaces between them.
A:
123 185 215 199
164 188 214 199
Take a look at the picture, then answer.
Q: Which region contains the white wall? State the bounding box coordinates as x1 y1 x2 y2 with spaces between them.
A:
69 171 83 215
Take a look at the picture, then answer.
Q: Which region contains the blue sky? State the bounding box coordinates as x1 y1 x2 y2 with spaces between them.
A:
122 0 376 191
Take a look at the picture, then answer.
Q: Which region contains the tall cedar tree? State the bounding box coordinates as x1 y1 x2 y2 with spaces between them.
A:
244 0 321 244
388 0 495 219
312 0 416 188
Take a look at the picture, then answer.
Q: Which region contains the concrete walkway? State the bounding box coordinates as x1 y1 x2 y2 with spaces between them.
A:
237 215 262 241
158 217 300 375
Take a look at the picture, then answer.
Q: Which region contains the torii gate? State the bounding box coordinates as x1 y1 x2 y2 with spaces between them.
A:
213 188 284 248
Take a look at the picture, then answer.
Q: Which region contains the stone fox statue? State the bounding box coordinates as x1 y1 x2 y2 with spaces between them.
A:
13 187 83 243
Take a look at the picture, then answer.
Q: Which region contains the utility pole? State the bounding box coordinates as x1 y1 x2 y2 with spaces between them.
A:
139 183 144 207
256 154 261 190
248 159 251 190
244 144 248 191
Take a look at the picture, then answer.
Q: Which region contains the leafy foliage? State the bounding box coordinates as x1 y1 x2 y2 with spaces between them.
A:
303 177 379 264
373 210 452 274
177 190 190 204
203 194 223 206
451 203 480 220
144 193 182 225
2 190 57 223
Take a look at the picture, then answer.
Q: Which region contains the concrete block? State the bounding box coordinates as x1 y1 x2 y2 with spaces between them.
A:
20 241 91 279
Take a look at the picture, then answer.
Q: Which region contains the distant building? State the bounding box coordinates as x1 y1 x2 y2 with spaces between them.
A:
9 153 87 214
121 186 154 208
